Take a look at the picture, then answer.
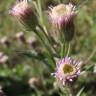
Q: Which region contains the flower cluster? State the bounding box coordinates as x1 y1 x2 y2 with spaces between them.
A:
9 0 83 87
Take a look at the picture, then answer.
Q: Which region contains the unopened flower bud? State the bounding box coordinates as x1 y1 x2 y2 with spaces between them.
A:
0 90 6 96
0 52 4 58
0 55 8 64
28 77 41 88
0 86 6 96
15 32 26 43
0 37 10 47
26 36 37 48
10 0 38 30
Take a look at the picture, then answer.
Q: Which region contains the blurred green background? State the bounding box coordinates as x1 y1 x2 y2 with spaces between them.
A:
0 0 96 96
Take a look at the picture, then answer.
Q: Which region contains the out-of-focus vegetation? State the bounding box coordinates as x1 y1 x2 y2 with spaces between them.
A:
0 0 96 96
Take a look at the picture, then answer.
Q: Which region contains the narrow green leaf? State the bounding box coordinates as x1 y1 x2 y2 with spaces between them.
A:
76 87 85 96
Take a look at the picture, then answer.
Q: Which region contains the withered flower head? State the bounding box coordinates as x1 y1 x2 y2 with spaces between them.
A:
15 31 26 43
28 77 41 88
52 57 82 85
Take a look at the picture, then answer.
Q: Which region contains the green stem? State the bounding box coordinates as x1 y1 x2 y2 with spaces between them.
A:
60 43 65 58
34 29 55 68
37 0 45 27
66 43 71 57
36 0 56 68
38 26 56 53
64 42 71 57
59 85 70 96
37 0 42 19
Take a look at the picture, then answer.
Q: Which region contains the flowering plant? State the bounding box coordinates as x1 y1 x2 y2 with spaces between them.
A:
3 0 95 95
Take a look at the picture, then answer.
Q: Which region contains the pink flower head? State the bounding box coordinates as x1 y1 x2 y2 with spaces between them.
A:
10 0 32 20
10 0 37 30
52 57 82 85
48 3 76 29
